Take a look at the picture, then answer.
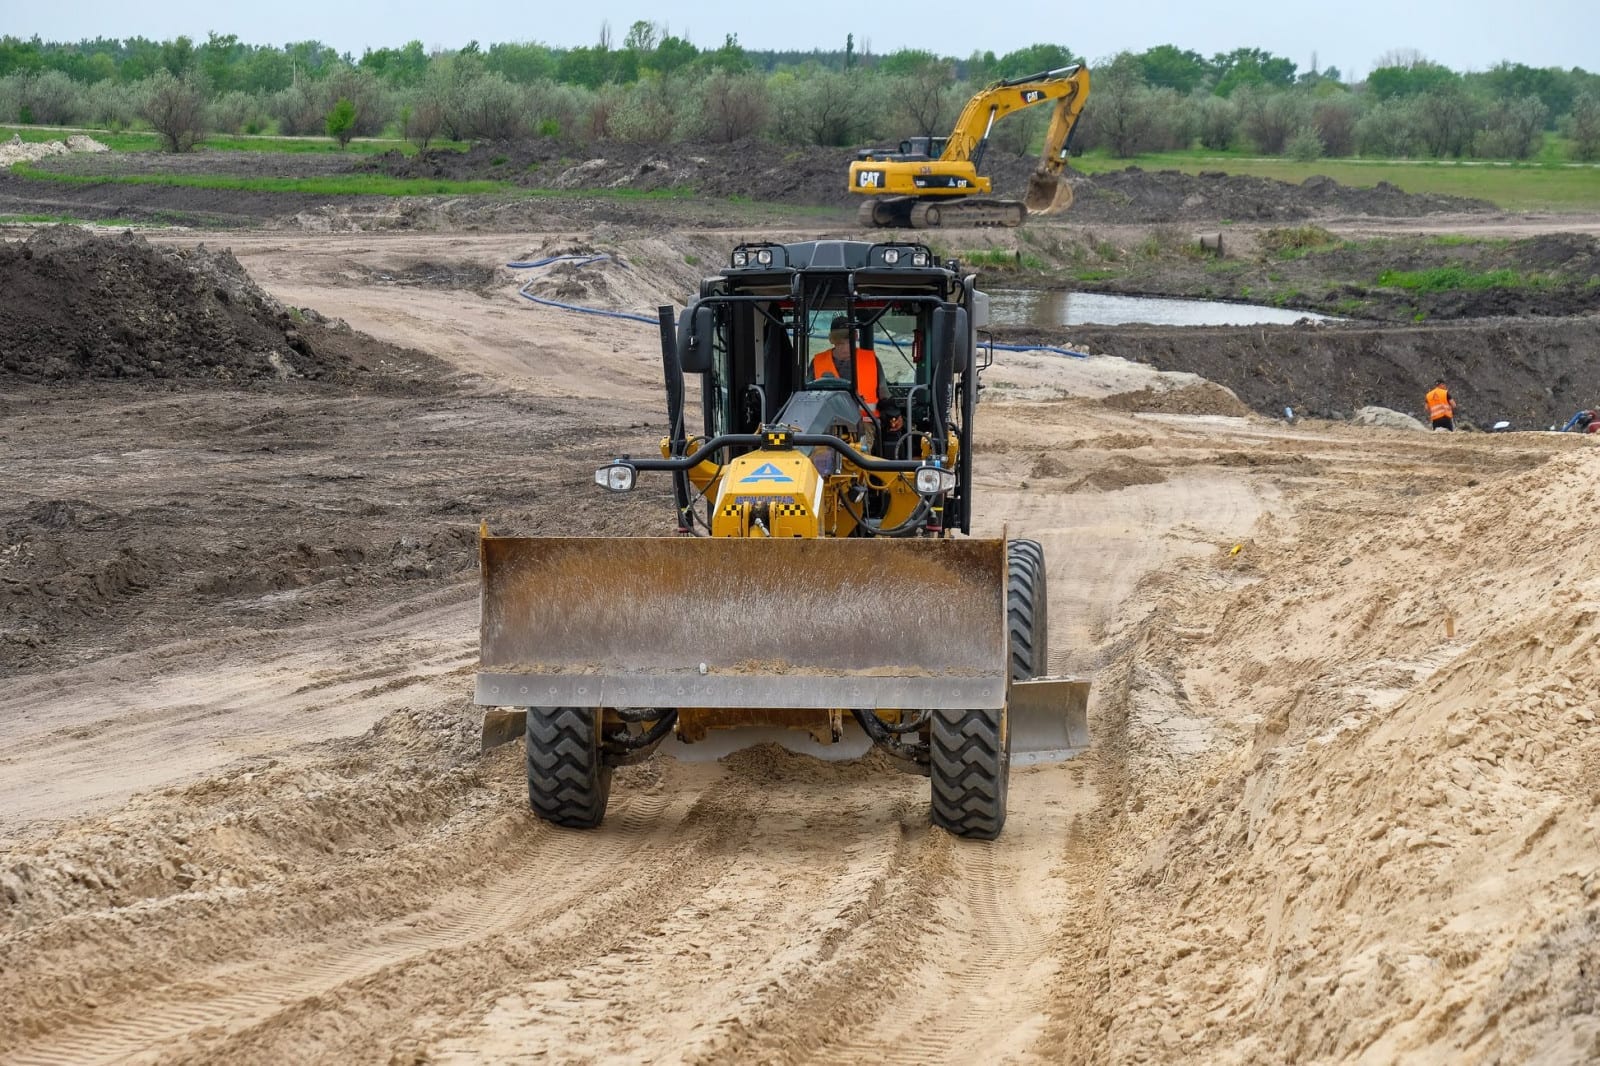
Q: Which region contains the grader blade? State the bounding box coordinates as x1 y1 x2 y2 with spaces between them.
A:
476 537 1009 749
1007 676 1091 764
1023 169 1075 215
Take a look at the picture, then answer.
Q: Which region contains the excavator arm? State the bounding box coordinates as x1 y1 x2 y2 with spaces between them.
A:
941 65 1090 172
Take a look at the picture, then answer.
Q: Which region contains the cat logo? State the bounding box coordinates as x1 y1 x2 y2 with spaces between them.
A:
857 170 884 188
740 462 794 483
1021 90 1044 104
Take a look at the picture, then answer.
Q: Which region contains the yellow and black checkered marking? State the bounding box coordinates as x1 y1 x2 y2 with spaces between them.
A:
720 501 810 517
762 429 792 448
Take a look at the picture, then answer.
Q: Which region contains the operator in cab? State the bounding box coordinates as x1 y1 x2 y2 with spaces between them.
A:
810 315 892 419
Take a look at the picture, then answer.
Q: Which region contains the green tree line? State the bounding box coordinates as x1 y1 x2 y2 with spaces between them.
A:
1 27 1596 161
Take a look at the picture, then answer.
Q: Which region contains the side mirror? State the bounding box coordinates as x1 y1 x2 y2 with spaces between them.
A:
678 303 715 373
929 306 957 379
950 307 970 374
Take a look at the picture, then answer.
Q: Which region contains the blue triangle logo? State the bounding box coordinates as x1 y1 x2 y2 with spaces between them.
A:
741 462 794 483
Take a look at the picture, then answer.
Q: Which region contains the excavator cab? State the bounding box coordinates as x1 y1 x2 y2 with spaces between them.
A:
476 239 1089 840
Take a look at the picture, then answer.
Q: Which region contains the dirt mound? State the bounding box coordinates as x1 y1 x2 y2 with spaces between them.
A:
1354 405 1427 430
1101 381 1252 417
360 142 1479 221
1096 445 1600 1061
0 227 350 383
360 139 874 207
999 316 1600 427
1070 167 1493 223
0 133 109 167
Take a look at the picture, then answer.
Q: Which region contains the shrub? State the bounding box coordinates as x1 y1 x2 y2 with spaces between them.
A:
1475 95 1549 159
1190 93 1238 151
140 70 208 152
1236 87 1305 154
326 97 357 146
81 80 142 132
696 71 770 143
1311 96 1359 157
401 98 444 149
209 90 262 136
15 70 83 126
455 73 528 140
1286 126 1323 162
1567 93 1600 162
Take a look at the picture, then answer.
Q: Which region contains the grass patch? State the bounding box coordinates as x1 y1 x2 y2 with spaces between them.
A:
2 124 468 156
961 248 1046 271
0 212 149 226
1259 224 1338 258
1072 268 1120 281
1375 266 1543 291
1426 234 1511 249
11 165 703 201
1072 150 1600 212
11 164 509 196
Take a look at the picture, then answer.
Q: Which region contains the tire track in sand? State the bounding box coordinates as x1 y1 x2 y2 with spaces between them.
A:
689 763 1086 1065
3 780 722 1066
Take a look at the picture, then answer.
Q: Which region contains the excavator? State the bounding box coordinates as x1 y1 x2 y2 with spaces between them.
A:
476 239 1089 839
850 64 1091 229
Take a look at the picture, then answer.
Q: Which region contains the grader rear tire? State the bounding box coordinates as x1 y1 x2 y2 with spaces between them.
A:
930 707 1009 839
1007 539 1049 681
526 707 612 828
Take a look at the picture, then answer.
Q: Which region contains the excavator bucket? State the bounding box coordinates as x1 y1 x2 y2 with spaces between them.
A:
1023 169 1075 215
476 536 1088 763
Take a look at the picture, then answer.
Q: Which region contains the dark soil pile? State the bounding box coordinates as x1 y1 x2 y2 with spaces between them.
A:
0 227 351 383
995 317 1600 427
1042 232 1600 322
359 141 1496 220
1070 168 1493 223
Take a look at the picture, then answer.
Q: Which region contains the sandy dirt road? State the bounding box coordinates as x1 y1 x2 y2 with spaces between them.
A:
4 225 1599 1064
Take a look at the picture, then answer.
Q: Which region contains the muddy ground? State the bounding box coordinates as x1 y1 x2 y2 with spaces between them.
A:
999 228 1600 322
4 175 1600 1063
6 139 1497 230
995 316 1600 426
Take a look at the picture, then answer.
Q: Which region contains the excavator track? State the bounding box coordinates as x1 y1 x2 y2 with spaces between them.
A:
858 196 1028 230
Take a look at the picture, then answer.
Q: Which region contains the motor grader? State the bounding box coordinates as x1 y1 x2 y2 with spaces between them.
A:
476 239 1088 839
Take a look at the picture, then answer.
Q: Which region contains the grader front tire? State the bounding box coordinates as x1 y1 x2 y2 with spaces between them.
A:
526 707 613 829
930 707 1009 840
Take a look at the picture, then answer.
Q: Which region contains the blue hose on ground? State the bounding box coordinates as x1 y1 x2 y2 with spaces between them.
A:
507 254 1093 355
507 254 661 326
990 341 1089 359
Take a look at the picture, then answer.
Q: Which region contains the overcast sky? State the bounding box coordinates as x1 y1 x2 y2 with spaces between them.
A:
8 0 1596 79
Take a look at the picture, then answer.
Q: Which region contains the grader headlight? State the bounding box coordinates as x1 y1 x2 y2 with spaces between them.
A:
595 463 638 492
914 464 958 496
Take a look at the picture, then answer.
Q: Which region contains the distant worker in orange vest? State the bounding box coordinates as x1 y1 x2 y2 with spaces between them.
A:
811 315 893 419
1426 378 1456 431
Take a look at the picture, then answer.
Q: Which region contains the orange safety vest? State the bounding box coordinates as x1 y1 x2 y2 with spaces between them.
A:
812 348 881 413
1426 386 1454 421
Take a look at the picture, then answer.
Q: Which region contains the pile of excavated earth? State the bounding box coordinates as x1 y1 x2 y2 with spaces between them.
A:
0 226 350 382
